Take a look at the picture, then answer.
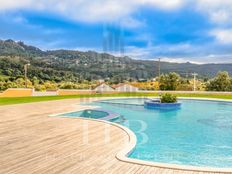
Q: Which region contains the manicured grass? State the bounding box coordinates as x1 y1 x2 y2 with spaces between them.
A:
175 93 232 99
1 92 232 106
0 93 157 106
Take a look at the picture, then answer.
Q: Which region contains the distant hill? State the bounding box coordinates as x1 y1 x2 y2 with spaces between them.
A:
0 39 232 82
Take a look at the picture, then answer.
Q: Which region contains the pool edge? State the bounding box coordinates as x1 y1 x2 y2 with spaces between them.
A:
50 97 232 173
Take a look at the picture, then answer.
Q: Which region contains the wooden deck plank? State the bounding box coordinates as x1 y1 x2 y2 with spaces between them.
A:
0 99 228 174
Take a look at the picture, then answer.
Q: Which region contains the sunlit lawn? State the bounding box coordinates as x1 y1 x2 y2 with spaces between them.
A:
1 92 232 106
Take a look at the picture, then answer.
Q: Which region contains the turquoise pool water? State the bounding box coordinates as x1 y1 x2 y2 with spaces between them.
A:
60 109 109 119
62 98 232 168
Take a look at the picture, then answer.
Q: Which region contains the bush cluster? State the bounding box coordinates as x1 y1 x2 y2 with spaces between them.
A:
160 93 177 103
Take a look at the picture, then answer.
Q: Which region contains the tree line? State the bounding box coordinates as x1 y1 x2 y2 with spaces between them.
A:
159 71 232 92
1 71 232 92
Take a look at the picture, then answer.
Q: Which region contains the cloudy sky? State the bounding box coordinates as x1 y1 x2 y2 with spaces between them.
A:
0 0 232 63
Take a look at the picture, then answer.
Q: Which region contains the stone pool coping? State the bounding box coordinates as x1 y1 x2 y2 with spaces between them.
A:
49 97 232 173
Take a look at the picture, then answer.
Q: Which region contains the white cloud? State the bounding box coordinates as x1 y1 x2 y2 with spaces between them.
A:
0 0 32 10
3 0 232 29
196 0 232 24
124 42 232 63
210 29 232 44
194 1 232 45
1 0 232 63
120 17 145 29
124 43 196 60
158 57 202 64
125 45 153 59
136 0 184 10
0 0 185 24
66 44 232 64
161 54 232 64
1 1 232 28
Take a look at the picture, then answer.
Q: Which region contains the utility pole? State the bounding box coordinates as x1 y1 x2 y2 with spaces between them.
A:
158 58 161 79
192 73 198 91
24 63 30 88
157 58 161 91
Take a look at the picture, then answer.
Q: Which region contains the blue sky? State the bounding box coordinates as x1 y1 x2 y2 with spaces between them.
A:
0 0 232 63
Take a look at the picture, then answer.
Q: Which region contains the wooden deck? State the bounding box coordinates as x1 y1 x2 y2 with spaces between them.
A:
0 99 227 174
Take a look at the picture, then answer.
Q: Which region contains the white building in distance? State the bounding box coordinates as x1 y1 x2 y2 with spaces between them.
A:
113 83 139 92
94 83 115 93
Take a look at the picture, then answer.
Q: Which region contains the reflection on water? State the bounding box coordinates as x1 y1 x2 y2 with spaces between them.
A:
198 113 232 129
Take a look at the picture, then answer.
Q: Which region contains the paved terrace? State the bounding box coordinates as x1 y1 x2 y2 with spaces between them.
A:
0 99 226 174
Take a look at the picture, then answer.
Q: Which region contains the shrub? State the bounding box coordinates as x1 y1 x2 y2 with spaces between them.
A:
34 84 46 91
160 93 177 103
176 84 193 91
59 82 78 89
159 72 180 90
206 71 232 91
44 81 58 90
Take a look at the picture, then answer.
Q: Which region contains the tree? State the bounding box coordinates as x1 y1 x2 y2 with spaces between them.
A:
110 75 124 84
44 81 58 90
32 76 40 86
206 71 231 91
15 78 32 88
34 84 46 91
159 72 180 90
59 82 78 89
15 78 25 87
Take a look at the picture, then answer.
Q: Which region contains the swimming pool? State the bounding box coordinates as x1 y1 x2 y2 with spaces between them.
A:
58 108 122 121
60 98 232 168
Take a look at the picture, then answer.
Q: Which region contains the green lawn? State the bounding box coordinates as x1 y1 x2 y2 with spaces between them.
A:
1 92 232 106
